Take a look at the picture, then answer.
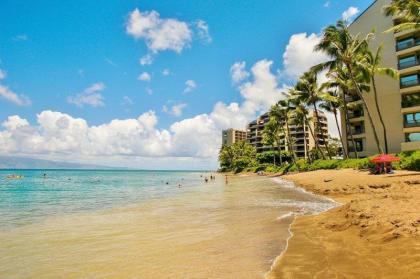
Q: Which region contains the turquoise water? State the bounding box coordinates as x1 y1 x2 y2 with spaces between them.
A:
0 170 207 228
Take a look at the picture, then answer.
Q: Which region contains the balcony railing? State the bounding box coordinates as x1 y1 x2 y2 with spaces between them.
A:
396 38 420 52
349 128 365 135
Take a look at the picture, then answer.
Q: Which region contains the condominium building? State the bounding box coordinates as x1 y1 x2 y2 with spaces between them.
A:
247 110 329 159
342 0 420 157
221 128 247 146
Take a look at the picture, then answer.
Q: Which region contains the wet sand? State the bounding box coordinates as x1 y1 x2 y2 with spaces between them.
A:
267 169 420 279
0 174 332 279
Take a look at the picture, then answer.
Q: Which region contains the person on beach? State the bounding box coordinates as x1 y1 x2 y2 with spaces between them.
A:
225 175 228 184
205 177 209 183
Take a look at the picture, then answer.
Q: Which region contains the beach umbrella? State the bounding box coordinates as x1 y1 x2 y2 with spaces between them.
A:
370 154 400 163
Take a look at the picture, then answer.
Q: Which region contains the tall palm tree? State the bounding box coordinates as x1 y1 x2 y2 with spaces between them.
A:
270 99 299 165
290 103 311 161
294 71 332 159
289 89 325 160
360 45 399 153
263 117 284 165
314 20 384 154
319 89 348 159
384 0 420 33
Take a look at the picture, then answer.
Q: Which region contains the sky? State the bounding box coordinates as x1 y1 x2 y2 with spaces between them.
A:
0 0 374 169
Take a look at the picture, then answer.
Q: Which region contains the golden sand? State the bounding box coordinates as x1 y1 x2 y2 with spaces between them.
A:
267 169 420 279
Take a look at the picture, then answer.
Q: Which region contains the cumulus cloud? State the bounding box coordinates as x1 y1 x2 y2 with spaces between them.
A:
0 59 287 165
282 32 329 80
162 69 171 76
195 20 212 43
12 34 28 41
139 54 154 65
183 80 197 93
126 8 192 53
342 6 360 22
0 69 6 80
138 72 151 81
163 103 187 117
230 61 249 84
0 70 31 106
67 82 105 107
323 1 330 8
145 87 153 95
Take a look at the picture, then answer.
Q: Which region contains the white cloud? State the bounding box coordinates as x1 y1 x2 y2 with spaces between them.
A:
195 20 212 43
126 8 192 53
323 1 330 8
67 82 105 107
230 61 249 84
282 33 329 80
0 59 288 166
183 80 197 93
162 69 171 76
342 6 360 22
0 69 7 80
163 103 187 117
13 34 28 41
105 58 117 67
138 72 152 81
139 54 154 65
0 70 31 106
122 96 133 106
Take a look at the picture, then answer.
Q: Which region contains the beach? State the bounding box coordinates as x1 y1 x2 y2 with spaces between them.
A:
267 169 420 278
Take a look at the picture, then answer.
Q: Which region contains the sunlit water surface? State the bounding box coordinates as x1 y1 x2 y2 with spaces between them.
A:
0 170 335 278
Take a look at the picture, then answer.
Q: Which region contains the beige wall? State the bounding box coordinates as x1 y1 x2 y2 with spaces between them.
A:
343 0 405 156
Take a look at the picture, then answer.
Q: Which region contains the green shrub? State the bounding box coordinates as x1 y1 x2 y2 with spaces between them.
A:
397 150 420 171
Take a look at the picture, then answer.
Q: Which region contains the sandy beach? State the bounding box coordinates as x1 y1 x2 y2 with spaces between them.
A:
267 169 420 278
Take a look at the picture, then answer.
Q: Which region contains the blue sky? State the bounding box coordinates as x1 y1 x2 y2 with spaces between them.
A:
0 0 373 169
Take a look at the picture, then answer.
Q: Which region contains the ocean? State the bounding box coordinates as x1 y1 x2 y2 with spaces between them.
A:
0 170 335 278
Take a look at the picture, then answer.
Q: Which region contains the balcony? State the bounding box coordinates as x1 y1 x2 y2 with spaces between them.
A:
396 37 420 51
400 74 420 88
398 57 419 70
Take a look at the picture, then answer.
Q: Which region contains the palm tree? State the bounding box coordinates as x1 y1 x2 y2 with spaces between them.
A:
263 117 284 165
360 45 399 153
270 99 299 165
289 89 325 160
384 0 420 33
319 89 348 159
294 71 332 159
290 103 311 161
314 20 384 154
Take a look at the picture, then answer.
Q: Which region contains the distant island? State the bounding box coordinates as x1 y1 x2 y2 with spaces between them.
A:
0 156 120 169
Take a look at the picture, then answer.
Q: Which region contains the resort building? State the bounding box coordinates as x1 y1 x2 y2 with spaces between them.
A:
221 128 247 146
247 110 329 159
342 0 420 157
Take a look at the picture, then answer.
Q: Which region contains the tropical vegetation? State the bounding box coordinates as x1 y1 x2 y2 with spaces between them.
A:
218 2 419 173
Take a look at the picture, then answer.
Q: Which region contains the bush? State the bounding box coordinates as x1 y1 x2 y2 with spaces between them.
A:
397 150 420 171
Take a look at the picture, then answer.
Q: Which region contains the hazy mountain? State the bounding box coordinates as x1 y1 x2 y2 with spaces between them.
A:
0 156 120 169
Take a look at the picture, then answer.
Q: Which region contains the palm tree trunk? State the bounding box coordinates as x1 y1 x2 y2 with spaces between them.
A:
277 141 283 165
303 121 309 162
348 65 383 154
333 108 347 159
313 102 332 159
304 114 324 160
342 91 359 158
372 76 388 153
284 118 299 168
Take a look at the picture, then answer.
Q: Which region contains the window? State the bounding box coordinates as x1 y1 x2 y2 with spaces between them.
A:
396 37 417 51
402 93 420 108
404 112 420 127
406 132 420 142
400 74 419 88
398 55 418 69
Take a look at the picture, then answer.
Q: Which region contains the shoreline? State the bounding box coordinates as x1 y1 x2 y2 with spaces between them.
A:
265 169 420 278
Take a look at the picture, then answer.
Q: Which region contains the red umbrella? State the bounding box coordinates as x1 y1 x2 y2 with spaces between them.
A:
370 154 400 163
